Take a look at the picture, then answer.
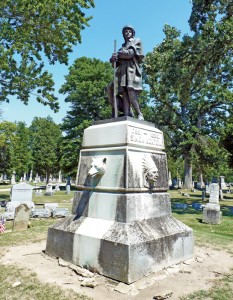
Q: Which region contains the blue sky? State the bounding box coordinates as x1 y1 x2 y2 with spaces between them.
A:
1 0 192 126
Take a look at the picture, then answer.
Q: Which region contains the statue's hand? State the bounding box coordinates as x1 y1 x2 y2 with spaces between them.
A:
117 49 134 59
110 53 118 62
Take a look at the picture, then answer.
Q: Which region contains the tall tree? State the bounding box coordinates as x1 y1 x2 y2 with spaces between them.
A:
11 121 32 179
0 121 17 177
144 17 233 188
0 0 94 110
30 116 62 182
59 57 113 175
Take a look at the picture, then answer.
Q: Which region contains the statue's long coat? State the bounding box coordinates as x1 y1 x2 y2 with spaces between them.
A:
116 37 144 92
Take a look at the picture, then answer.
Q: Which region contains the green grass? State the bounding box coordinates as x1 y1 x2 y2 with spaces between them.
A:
170 189 233 251
180 269 233 300
0 187 77 246
0 187 233 299
0 218 58 247
0 264 91 300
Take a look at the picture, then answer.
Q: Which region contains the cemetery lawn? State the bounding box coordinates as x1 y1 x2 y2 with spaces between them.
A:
0 264 91 300
170 189 233 252
179 270 233 300
0 187 233 299
0 188 75 246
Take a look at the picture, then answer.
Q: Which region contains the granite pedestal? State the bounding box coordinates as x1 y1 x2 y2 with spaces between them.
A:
46 117 193 283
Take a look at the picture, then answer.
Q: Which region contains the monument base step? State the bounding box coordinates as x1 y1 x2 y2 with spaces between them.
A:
46 215 193 283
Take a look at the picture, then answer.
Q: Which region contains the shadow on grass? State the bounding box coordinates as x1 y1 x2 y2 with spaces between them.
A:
0 195 10 200
171 201 233 217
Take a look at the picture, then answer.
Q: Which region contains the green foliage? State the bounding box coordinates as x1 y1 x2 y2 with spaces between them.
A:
11 121 32 178
0 0 94 110
0 121 17 175
0 264 91 300
30 116 62 180
59 57 113 174
180 272 233 300
144 2 233 187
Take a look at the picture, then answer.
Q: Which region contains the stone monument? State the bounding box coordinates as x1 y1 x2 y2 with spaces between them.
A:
12 203 30 231
11 171 16 185
219 176 228 191
202 183 222 224
6 182 34 211
46 117 193 283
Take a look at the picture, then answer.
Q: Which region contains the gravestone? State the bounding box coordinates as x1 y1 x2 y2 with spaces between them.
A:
46 117 193 284
202 183 222 224
178 178 183 189
44 183 54 196
54 183 60 191
168 171 172 188
11 182 33 202
44 203 58 210
29 170 33 182
205 184 210 194
34 189 43 196
34 174 40 183
8 183 34 212
31 208 51 218
52 208 69 218
219 176 228 191
11 171 16 185
2 211 15 220
12 204 30 231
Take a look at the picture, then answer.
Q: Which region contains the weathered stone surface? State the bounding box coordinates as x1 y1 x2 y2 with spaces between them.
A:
31 208 51 218
72 191 171 222
153 290 173 300
77 148 168 192
46 118 193 284
58 258 70 267
12 203 30 231
52 208 69 218
44 203 58 210
202 205 222 224
82 117 165 151
11 182 33 202
46 214 193 283
80 278 98 288
68 264 94 278
6 201 35 212
114 282 138 295
2 211 15 220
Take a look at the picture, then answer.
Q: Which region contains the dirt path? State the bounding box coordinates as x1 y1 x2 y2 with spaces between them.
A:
1 241 233 300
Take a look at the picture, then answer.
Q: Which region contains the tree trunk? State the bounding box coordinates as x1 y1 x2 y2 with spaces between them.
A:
183 154 193 190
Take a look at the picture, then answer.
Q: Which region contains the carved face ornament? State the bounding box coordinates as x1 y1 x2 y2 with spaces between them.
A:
142 154 159 187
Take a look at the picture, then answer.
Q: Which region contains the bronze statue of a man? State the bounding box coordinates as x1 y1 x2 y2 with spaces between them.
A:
106 25 144 120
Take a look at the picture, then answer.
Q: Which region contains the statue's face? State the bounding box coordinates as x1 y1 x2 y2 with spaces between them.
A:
146 168 158 183
123 29 133 40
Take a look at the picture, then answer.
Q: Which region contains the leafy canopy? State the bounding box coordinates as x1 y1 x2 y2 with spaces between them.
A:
0 0 94 111
59 56 113 175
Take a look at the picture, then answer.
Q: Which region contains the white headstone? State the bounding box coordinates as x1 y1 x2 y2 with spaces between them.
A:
11 182 33 203
11 171 16 185
29 170 33 182
209 183 219 205
44 183 54 196
168 171 172 187
203 183 222 224
219 176 228 190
